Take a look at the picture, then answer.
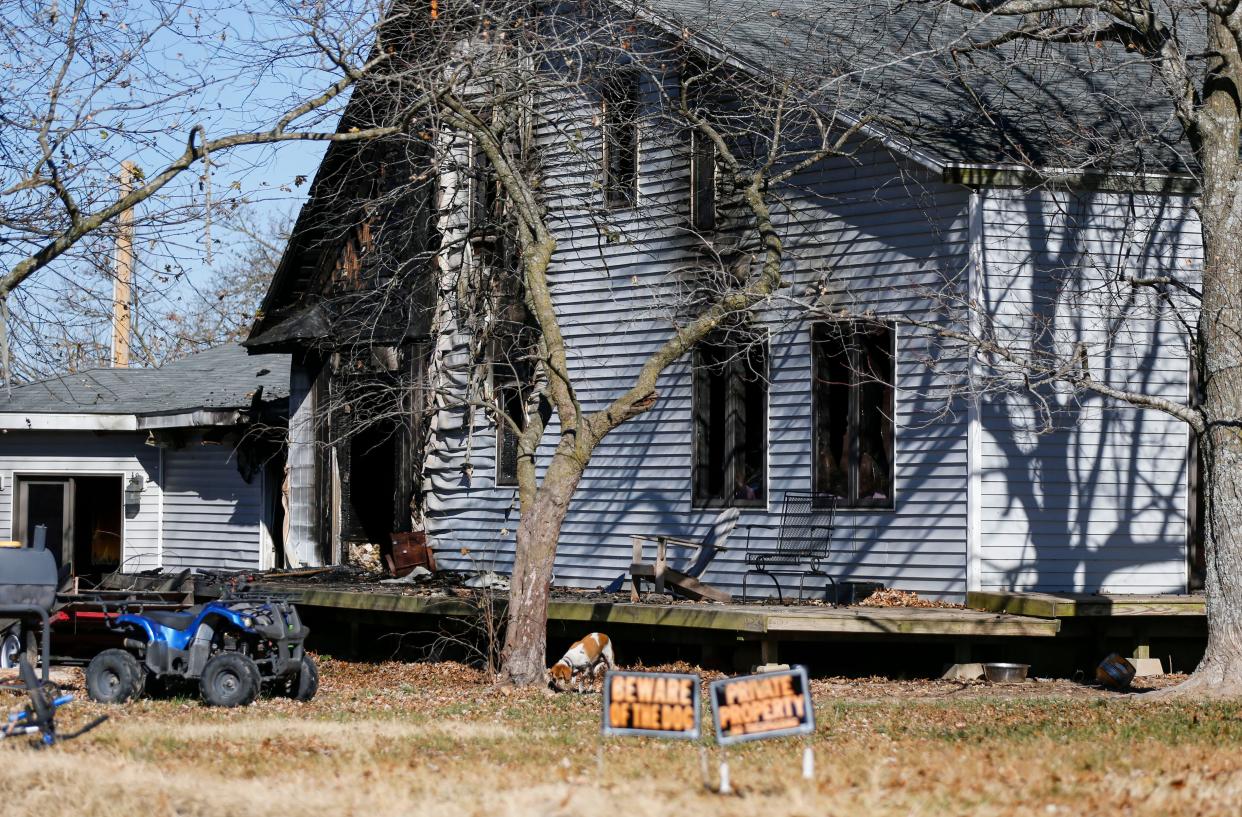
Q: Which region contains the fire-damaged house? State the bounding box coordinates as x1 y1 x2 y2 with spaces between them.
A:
248 0 1201 600
0 345 290 575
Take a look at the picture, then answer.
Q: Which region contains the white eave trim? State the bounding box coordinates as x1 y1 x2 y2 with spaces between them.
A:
0 412 138 431
0 408 246 431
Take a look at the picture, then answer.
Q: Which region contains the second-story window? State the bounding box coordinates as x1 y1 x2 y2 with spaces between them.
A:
469 139 499 234
689 129 716 231
602 72 640 208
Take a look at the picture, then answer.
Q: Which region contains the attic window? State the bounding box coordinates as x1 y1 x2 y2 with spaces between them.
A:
602 72 640 208
689 130 716 231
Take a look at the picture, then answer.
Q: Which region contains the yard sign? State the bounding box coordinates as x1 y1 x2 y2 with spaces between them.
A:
601 671 701 739
709 666 815 745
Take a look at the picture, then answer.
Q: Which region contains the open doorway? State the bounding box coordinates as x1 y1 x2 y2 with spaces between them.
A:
345 420 399 547
13 475 123 575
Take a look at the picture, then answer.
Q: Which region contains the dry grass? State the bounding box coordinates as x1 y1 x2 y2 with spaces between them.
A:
4 658 1242 817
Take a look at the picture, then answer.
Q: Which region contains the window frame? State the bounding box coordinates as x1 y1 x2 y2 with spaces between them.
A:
601 71 641 209
492 360 525 488
810 320 897 510
689 129 716 231
691 331 769 509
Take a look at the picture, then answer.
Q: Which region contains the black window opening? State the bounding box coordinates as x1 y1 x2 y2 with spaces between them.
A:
469 138 500 234
812 321 896 509
494 370 525 487
693 334 768 507
491 284 536 488
689 129 716 231
602 72 640 208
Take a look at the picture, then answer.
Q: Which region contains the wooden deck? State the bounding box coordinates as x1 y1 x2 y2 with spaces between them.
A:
253 584 1061 639
967 591 1205 619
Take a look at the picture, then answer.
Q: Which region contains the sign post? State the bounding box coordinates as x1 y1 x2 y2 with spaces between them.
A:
601 670 701 740
708 666 816 790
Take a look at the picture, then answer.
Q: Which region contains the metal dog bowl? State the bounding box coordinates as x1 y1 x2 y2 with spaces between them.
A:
983 662 1030 683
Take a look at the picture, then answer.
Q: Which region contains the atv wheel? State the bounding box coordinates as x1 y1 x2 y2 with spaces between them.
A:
282 654 319 702
200 653 260 708
86 649 144 704
0 629 20 670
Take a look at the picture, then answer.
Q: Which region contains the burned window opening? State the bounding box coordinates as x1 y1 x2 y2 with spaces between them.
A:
812 321 895 509
693 330 768 508
489 265 538 488
602 71 640 208
689 129 716 232
469 137 502 237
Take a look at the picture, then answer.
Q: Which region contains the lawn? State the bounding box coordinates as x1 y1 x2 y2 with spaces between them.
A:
3 659 1242 817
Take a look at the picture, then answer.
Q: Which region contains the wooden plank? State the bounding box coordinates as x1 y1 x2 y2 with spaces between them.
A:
259 584 1056 638
764 610 1059 637
968 591 1205 618
967 591 1075 618
630 564 732 603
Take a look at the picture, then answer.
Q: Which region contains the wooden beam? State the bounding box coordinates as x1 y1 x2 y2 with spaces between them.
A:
968 591 1205 619
630 564 732 603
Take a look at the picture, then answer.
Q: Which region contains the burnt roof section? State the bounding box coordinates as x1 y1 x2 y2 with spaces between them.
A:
0 345 290 417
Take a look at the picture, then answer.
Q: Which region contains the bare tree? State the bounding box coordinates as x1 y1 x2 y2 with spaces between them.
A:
0 0 442 382
846 1 1236 696
6 205 289 378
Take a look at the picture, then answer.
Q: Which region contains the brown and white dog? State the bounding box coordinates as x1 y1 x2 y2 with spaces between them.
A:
547 632 615 692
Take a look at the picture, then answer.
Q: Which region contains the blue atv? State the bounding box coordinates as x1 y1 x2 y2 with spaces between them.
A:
85 597 317 707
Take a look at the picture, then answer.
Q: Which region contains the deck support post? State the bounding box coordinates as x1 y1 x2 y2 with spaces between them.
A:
760 638 779 665
1134 625 1152 660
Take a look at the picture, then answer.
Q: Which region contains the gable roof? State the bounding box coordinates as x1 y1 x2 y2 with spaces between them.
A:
251 0 1197 341
641 0 1197 176
0 345 289 430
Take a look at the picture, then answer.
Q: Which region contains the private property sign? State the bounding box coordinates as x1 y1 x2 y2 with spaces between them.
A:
602 671 701 739
709 666 815 745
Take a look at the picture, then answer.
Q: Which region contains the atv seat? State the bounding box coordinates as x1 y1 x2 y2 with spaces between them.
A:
143 606 202 631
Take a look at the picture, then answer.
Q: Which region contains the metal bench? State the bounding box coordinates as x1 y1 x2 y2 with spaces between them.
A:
742 492 838 605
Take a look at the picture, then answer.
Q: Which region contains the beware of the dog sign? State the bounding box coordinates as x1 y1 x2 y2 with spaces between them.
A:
709 666 815 745
601 671 701 739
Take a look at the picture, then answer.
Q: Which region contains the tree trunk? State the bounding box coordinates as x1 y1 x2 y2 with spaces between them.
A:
499 449 585 685
1181 226 1242 691
1175 57 1242 694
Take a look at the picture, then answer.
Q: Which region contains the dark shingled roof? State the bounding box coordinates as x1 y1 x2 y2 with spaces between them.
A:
650 0 1198 173
0 345 290 417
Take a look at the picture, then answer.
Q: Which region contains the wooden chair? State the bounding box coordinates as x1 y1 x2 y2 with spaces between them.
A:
741 492 838 605
629 508 738 603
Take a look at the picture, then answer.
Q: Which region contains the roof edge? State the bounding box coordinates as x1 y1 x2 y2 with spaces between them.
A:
942 164 1199 195
0 413 139 431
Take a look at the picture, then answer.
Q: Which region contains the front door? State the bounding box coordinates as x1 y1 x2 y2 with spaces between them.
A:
18 479 73 570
